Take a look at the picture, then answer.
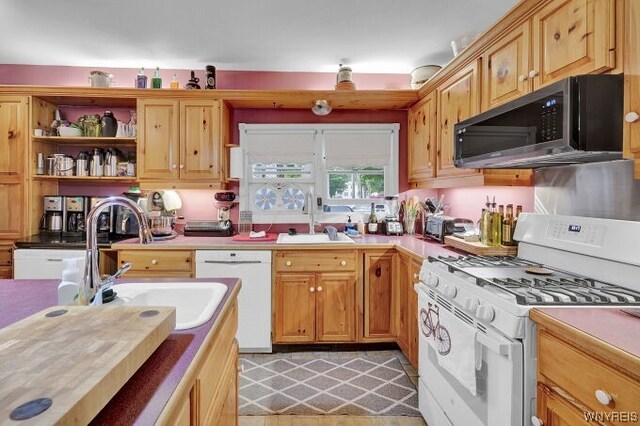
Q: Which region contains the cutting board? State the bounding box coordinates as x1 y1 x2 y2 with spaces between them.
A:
0 305 175 425
444 235 518 256
231 232 278 242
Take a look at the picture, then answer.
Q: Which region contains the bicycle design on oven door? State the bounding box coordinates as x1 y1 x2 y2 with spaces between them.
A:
420 303 452 355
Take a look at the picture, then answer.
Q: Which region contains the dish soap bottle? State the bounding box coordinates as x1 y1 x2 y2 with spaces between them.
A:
345 215 356 233
170 74 180 89
152 67 162 89
135 67 147 88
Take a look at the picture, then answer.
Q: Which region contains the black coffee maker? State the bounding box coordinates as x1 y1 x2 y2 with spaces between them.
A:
63 196 86 237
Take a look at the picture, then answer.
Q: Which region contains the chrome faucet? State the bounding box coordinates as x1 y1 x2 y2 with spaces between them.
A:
79 196 153 305
303 191 321 234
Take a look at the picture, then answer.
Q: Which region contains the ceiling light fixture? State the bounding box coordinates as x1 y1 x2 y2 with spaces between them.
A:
311 100 332 116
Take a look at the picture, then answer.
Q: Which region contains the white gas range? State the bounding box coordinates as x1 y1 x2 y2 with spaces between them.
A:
414 213 640 426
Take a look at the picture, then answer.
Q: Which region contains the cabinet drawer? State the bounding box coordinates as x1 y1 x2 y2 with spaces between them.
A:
0 266 12 279
0 245 12 266
275 251 357 272
119 250 193 272
538 330 640 415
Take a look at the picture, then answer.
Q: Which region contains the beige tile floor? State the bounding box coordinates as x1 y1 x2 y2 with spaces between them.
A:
239 415 426 425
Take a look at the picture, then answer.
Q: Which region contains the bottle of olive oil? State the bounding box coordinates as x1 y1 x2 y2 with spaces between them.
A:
490 198 502 247
502 204 515 246
512 205 523 243
480 196 491 245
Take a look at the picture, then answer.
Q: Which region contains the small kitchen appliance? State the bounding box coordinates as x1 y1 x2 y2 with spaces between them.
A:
62 196 86 237
415 213 640 426
40 196 64 235
382 195 403 235
139 190 181 238
424 215 474 243
89 197 112 238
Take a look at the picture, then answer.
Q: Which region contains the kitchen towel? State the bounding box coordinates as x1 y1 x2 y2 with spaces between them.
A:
425 303 479 395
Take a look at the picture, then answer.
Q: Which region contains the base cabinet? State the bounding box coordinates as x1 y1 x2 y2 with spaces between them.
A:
0 243 13 278
274 273 317 343
397 253 420 368
363 251 395 341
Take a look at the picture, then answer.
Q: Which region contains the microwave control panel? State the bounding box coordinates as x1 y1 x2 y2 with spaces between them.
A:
540 97 561 142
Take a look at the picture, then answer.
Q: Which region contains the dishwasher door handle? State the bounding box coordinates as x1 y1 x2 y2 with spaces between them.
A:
202 260 264 265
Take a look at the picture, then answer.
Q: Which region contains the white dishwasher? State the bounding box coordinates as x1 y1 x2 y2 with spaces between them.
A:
195 250 272 353
14 249 85 279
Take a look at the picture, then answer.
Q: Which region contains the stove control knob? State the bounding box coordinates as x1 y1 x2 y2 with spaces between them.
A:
531 416 544 426
443 284 457 298
418 267 429 283
463 297 479 313
426 272 439 288
476 304 495 323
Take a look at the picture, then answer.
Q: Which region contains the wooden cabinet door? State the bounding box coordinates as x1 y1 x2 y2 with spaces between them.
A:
316 273 356 342
0 96 27 178
274 273 316 343
483 22 531 110
218 346 238 426
396 254 410 352
624 0 640 178
408 259 421 368
437 60 481 178
408 92 437 183
364 252 395 340
0 182 25 239
137 99 180 180
537 383 590 426
531 0 615 89
180 100 222 181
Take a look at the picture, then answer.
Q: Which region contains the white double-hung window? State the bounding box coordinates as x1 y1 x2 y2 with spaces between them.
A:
239 123 399 223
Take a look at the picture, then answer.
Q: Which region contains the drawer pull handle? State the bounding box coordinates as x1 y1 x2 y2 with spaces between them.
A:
625 111 640 123
309 287 315 293
151 259 158 265
285 261 292 266
531 416 543 426
528 70 539 78
518 74 528 82
413 273 419 279
340 260 347 266
595 389 613 405
317 286 323 292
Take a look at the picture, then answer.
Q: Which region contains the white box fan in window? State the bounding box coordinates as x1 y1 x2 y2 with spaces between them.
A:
253 184 307 212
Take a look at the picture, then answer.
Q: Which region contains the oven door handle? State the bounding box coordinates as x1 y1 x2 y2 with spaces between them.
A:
476 331 511 357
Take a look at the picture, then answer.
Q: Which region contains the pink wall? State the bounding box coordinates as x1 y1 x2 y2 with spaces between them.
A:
438 186 535 222
0 64 410 90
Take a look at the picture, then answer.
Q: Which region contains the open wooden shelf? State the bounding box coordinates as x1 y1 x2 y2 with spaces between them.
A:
32 175 138 182
33 136 137 146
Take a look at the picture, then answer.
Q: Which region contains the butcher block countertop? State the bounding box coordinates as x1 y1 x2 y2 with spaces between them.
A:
531 308 640 380
0 278 241 425
112 233 459 260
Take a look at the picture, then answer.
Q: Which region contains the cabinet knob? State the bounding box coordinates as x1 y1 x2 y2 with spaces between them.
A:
317 286 323 292
179 164 184 169
340 260 347 266
595 389 613 405
518 74 528 82
531 416 543 426
285 260 292 266
151 259 158 265
625 111 640 123
528 70 539 78
413 273 419 279
309 287 315 293
172 164 177 169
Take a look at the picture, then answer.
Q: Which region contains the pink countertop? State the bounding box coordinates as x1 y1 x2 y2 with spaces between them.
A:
112 233 461 260
0 278 240 425
531 308 640 374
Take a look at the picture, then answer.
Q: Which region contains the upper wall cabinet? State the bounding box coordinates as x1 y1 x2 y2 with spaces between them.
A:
0 96 27 179
437 59 481 179
531 0 615 89
482 22 532 110
408 92 437 183
138 99 228 188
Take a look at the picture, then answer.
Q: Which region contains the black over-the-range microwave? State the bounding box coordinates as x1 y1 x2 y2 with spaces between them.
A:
453 74 624 169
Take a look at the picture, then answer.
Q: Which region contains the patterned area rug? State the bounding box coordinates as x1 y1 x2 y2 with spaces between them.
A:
238 352 420 416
